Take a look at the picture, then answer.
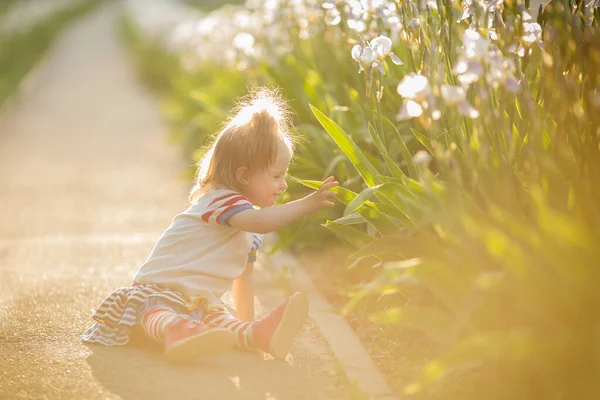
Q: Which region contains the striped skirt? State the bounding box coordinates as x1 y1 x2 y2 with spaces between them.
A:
82 284 224 346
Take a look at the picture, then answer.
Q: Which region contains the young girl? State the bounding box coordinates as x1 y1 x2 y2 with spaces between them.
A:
82 88 338 363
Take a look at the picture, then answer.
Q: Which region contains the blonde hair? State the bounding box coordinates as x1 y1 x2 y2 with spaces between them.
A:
189 87 295 203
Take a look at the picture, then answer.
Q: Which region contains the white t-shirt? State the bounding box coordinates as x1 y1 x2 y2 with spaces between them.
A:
133 189 263 300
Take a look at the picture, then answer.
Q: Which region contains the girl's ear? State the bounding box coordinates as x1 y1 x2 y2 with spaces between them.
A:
235 166 250 186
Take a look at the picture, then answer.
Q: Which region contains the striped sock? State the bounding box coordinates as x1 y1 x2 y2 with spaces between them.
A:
141 307 179 344
202 310 255 350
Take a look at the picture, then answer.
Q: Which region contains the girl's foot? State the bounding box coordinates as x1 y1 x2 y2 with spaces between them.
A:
251 292 309 359
163 317 236 363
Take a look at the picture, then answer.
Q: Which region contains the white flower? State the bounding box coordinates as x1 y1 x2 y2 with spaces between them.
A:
413 150 432 167
453 59 485 85
397 100 424 120
370 35 403 66
441 85 467 105
397 73 431 101
385 15 403 33
352 42 378 73
232 32 255 54
348 17 367 32
396 74 436 121
451 29 490 86
352 35 403 74
457 0 504 28
325 8 341 25
486 54 520 92
463 29 490 60
457 0 476 23
441 85 480 118
322 0 337 9
522 22 542 44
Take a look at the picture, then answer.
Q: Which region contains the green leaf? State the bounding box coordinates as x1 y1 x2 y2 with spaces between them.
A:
382 116 419 180
368 122 387 156
290 178 359 205
411 128 434 154
323 154 347 178
344 184 384 216
375 183 425 221
382 153 407 180
350 234 423 259
374 202 413 225
357 202 401 235
323 220 376 248
378 174 405 185
334 212 366 226
310 104 381 187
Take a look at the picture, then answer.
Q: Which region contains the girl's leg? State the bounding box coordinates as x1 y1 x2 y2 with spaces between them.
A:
140 305 236 362
140 307 178 344
202 292 309 359
202 309 255 351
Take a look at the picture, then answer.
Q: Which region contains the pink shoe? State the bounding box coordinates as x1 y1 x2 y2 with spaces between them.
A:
252 292 309 360
164 317 236 363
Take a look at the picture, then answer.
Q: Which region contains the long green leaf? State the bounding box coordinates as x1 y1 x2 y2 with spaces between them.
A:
373 183 424 222
334 212 366 226
369 202 412 225
323 154 347 178
411 128 434 153
310 104 381 187
344 184 383 216
290 178 358 205
382 116 419 180
349 234 423 259
323 220 376 248
368 122 387 156
382 153 407 180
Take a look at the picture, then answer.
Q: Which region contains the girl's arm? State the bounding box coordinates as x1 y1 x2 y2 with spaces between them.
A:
233 260 255 321
228 177 338 234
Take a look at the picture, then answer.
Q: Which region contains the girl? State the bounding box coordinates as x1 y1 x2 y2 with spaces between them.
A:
82 88 338 363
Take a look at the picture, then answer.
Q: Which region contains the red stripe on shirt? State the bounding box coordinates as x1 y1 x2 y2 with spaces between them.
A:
208 192 239 207
218 195 249 210
201 209 216 223
202 196 250 224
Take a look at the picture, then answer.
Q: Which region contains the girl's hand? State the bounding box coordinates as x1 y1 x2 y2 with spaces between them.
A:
303 176 339 214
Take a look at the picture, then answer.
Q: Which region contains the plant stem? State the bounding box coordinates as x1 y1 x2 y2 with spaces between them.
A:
375 70 387 149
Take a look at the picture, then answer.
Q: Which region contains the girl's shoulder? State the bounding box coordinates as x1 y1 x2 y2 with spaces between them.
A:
192 187 243 208
189 188 254 226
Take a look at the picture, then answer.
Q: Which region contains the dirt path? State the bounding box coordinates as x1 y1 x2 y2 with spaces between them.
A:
0 4 345 399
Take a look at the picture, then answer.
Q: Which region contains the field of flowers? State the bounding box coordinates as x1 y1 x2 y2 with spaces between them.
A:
122 1 600 398
0 0 101 107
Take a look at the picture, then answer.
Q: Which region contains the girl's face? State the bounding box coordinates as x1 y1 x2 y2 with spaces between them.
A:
242 140 292 208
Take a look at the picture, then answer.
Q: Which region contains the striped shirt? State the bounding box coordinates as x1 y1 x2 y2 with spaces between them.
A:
133 189 263 300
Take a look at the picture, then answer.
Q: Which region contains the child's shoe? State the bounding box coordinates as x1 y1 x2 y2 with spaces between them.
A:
164 317 236 363
251 292 309 360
